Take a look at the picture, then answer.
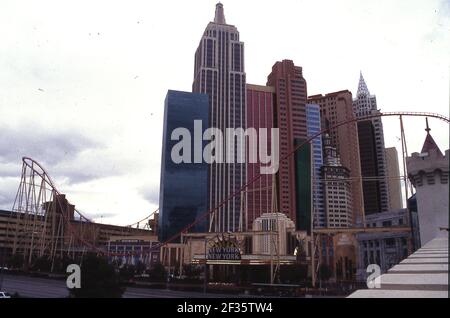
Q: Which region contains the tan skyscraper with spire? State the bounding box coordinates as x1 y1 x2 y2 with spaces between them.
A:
308 90 365 226
385 147 403 210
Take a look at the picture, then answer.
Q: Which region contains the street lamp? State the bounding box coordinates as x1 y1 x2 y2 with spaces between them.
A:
0 247 5 290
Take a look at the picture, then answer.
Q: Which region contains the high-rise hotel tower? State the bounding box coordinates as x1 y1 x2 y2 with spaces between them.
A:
192 3 246 232
308 91 365 225
267 60 309 230
353 73 390 214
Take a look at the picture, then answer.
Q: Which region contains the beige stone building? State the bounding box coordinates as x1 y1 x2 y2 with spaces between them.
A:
308 90 365 225
385 147 403 210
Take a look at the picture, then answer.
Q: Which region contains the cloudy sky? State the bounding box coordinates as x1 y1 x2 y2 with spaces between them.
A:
0 0 448 225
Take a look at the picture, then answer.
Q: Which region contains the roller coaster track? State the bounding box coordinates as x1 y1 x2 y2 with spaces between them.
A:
157 111 449 245
7 111 449 259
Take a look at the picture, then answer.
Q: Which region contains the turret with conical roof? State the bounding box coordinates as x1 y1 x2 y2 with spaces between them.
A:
406 118 449 245
421 117 444 157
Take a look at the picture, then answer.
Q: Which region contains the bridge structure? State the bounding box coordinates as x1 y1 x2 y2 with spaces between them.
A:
1 111 448 283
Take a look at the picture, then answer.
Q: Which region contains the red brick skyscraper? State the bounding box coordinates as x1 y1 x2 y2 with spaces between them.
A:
246 84 275 229
267 60 308 225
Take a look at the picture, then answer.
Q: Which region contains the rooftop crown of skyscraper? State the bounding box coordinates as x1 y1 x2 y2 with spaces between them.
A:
357 71 370 97
214 2 226 24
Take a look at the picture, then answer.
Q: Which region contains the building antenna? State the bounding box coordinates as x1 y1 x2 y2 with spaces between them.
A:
425 117 431 134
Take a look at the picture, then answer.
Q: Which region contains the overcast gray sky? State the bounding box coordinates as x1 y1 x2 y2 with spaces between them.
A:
0 0 449 225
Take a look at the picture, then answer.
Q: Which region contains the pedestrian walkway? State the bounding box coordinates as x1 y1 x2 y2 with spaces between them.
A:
348 236 448 298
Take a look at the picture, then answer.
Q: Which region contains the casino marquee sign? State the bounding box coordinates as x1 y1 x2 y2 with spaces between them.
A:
207 236 242 260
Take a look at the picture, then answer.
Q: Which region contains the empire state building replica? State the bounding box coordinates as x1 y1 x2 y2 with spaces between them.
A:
193 3 246 233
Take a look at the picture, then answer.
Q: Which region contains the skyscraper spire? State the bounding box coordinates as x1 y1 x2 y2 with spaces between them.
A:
214 2 226 24
425 117 431 134
357 71 370 97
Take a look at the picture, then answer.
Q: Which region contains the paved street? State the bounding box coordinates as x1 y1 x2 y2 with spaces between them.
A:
123 287 248 298
1 274 69 298
0 273 253 298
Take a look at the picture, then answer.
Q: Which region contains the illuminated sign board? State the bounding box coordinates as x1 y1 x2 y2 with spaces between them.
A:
207 238 241 260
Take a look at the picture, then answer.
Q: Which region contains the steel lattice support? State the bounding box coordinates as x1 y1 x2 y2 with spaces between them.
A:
8 158 62 268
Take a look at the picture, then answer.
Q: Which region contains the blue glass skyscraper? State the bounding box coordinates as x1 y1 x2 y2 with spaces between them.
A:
158 90 209 242
306 103 325 228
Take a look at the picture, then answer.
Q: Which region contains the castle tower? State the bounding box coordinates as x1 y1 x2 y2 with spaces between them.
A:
406 119 449 245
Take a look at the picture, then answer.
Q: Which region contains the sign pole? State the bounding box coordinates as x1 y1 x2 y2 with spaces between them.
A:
203 236 207 294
